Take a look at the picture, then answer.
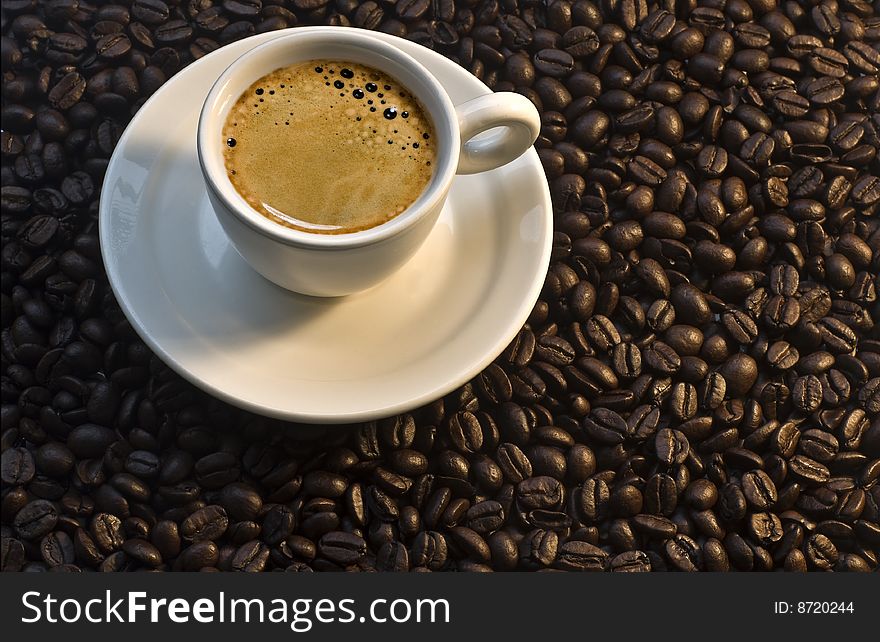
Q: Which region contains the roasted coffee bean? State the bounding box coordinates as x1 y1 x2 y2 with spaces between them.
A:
446 411 483 454
1 447 35 485
792 375 822 413
644 342 681 375
721 309 758 344
611 342 641 379
509 366 546 403
562 26 599 58
767 341 799 370
583 315 619 352
749 511 784 546
859 379 880 414
155 20 193 46
122 539 162 567
96 34 132 60
173 540 218 570
181 505 229 542
554 540 607 571
376 541 409 572
790 456 831 485
646 299 675 332
465 500 504 535
805 533 838 570
90 513 124 555
534 49 574 78
448 526 490 562
150 521 180 560
493 442 531 483
645 474 678 516
817 318 857 353
629 156 667 187
48 72 86 110
518 528 558 568
681 480 717 511
14 500 59 540
582 408 628 445
632 514 677 539
409 530 447 570
516 476 563 513
133 0 170 24
655 428 689 466
742 470 777 510
258 505 293 546
608 550 651 572
39 531 74 567
576 479 610 524
669 382 697 421
230 540 268 572
664 534 700 572
319 531 366 565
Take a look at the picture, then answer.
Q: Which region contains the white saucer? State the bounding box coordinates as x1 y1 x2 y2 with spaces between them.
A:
99 27 552 424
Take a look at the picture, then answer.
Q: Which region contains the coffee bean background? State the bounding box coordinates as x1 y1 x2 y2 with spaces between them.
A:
2 0 880 573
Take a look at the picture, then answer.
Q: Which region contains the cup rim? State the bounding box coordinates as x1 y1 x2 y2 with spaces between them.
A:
197 28 460 249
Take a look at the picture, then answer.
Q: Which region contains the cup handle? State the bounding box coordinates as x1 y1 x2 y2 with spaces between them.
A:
454 92 541 175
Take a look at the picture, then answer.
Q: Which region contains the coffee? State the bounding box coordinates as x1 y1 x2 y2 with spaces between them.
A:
222 60 436 234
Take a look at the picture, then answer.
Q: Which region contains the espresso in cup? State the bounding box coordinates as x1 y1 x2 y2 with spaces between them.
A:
222 60 436 234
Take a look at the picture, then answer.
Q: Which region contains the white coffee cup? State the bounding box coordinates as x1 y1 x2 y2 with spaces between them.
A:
198 28 540 297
